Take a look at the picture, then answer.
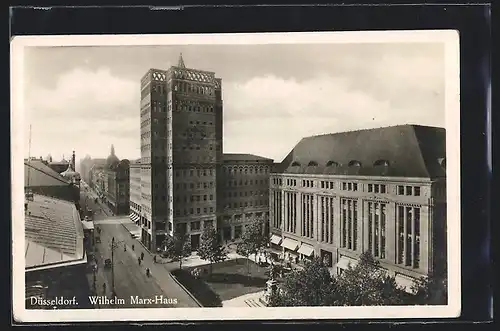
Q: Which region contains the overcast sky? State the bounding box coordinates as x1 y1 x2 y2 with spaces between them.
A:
22 42 445 163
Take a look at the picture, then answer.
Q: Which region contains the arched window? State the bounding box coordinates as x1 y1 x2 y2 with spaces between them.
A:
291 161 301 167
308 161 318 166
348 160 362 167
374 159 390 167
326 161 340 167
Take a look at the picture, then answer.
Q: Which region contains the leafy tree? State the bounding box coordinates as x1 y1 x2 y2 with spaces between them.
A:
237 219 268 274
162 232 191 270
335 251 404 306
411 272 448 305
198 225 227 275
267 257 338 306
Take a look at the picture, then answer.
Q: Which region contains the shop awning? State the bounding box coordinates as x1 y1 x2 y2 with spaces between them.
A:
130 213 140 222
297 243 315 257
270 234 282 245
281 238 299 251
395 274 417 294
335 256 358 270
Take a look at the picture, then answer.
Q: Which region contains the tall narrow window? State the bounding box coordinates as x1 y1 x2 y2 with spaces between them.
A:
397 206 405 264
380 204 386 259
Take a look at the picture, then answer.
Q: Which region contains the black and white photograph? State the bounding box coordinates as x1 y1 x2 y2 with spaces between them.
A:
11 31 460 322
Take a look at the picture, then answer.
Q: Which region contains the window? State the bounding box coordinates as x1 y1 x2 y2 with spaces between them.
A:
191 221 201 231
341 199 358 251
414 186 421 196
396 205 421 268
398 185 405 195
368 202 386 259
368 184 373 192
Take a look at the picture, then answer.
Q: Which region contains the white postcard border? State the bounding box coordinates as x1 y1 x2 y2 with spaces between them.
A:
11 30 461 322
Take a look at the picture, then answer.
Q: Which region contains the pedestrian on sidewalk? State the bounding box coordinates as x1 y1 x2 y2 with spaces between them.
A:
138 257 141 265
153 255 157 263
141 252 145 260
132 244 135 251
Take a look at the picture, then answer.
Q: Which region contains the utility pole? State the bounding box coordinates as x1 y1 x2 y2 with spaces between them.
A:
109 237 124 299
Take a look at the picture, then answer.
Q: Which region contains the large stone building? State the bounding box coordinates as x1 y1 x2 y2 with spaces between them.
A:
269 124 447 292
89 145 130 215
137 54 223 252
218 154 273 243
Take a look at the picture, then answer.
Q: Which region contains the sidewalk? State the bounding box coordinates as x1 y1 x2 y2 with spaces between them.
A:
222 290 267 307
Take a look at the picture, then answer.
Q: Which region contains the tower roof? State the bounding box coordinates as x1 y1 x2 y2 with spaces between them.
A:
178 53 186 68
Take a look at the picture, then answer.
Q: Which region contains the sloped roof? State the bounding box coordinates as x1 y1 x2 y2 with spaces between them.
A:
277 125 446 179
222 153 274 162
25 194 85 271
25 160 71 187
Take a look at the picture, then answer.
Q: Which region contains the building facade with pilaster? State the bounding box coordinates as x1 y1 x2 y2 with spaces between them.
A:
269 125 447 293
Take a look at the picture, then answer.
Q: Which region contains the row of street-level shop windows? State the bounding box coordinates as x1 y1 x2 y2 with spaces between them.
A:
271 191 421 268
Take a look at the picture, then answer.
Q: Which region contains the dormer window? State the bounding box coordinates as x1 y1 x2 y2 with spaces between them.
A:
348 160 362 167
291 161 301 167
326 161 340 167
438 158 446 169
374 159 390 167
307 161 318 166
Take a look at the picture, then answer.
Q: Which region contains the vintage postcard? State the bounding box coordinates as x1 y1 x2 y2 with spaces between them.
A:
11 30 461 322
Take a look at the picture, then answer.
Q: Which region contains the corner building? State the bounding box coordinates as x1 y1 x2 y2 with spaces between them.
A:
218 154 273 242
139 55 223 252
270 125 447 292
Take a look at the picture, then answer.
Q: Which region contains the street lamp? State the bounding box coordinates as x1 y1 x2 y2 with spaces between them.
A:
109 237 124 298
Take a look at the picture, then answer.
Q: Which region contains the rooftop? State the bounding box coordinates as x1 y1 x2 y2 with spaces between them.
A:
222 153 274 163
276 124 446 178
25 194 85 272
25 160 71 187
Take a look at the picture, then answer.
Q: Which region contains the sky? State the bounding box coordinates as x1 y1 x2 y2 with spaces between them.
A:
22 41 445 164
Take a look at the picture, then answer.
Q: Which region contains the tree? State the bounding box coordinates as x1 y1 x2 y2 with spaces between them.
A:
411 272 448 305
267 257 338 306
236 219 268 274
335 251 404 306
162 232 191 270
197 225 227 275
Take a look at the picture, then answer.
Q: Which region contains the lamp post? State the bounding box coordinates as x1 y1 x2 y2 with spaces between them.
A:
109 237 124 298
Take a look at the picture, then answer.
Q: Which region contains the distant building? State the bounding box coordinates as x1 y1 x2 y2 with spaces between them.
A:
269 124 447 293
218 154 273 242
89 145 130 215
24 192 90 309
47 151 76 174
24 159 80 207
80 156 106 185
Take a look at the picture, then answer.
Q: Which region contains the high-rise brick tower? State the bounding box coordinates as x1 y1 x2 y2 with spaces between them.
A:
139 54 223 252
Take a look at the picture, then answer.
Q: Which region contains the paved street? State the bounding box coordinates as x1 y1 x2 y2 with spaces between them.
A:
80 184 201 308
